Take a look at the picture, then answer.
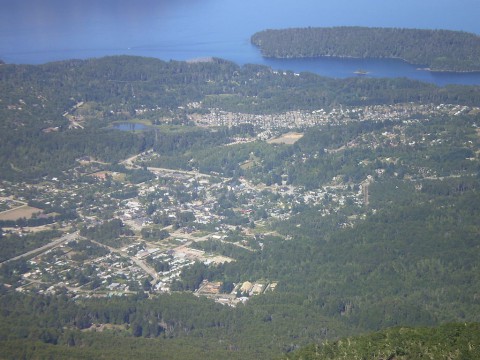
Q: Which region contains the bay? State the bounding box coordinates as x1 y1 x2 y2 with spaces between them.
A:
1 0 480 85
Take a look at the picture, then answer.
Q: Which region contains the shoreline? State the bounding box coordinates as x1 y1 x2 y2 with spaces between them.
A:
257 52 480 74
416 67 480 74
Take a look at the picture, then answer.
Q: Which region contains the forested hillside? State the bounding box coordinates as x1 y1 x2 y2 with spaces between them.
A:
1 56 480 180
286 323 480 360
0 56 479 359
251 27 480 71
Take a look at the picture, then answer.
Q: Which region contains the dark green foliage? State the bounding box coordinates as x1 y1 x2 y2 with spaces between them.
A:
147 257 171 273
220 281 235 294
190 240 251 260
67 239 109 262
140 227 169 240
0 285 349 359
0 259 31 284
0 127 145 181
286 323 480 360
152 126 229 156
215 181 480 332
124 167 155 184
252 27 480 71
2 56 480 181
172 261 210 291
80 219 133 247
0 291 244 359
0 230 62 262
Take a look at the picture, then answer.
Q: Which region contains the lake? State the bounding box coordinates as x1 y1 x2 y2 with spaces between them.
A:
2 0 480 85
112 123 151 132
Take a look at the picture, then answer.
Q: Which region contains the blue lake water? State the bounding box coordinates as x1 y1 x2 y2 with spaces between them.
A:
2 0 480 85
112 123 151 131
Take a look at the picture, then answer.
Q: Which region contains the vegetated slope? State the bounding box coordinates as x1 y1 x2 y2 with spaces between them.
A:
2 56 480 181
2 177 479 359
251 27 480 71
209 179 480 330
286 323 480 360
1 179 479 359
168 109 480 349
1 56 480 358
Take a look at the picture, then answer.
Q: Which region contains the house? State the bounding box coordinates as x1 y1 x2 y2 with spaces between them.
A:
240 281 253 293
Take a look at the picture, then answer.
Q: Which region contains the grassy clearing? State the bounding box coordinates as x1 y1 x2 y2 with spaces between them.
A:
267 132 304 145
0 205 43 221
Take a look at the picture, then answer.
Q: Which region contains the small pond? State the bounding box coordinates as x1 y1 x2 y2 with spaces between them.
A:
113 123 151 131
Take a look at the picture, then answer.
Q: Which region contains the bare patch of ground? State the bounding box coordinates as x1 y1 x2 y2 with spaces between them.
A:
83 324 128 333
267 132 304 145
0 205 43 221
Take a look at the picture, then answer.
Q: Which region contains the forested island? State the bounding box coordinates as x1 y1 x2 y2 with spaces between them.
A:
251 27 480 72
1 56 480 358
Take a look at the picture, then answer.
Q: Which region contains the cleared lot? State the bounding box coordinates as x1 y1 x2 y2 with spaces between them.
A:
267 132 304 145
0 205 43 221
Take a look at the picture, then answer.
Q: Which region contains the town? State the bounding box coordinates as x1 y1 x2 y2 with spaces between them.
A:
1 101 478 307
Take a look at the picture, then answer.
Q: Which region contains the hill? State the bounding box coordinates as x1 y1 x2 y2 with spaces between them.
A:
286 323 480 360
0 56 479 359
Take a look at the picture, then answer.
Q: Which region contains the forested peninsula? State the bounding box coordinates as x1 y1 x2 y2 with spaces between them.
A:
251 27 480 72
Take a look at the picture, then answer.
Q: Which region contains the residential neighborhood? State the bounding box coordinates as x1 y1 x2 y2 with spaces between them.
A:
1 101 478 306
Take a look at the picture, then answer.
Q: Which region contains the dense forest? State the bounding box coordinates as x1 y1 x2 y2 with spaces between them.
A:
0 286 478 359
286 323 480 359
251 27 480 71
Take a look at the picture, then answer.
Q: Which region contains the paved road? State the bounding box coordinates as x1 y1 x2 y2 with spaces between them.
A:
89 240 159 283
0 231 79 266
121 152 143 168
147 166 213 178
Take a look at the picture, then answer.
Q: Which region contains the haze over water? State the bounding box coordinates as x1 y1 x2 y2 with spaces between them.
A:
2 0 480 85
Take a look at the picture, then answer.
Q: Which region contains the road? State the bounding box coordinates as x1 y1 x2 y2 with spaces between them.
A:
121 152 144 168
170 229 254 253
0 231 79 266
89 240 159 283
147 166 213 179
121 151 219 179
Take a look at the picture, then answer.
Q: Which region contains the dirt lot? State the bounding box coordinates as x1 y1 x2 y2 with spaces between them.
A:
0 205 43 221
267 132 304 145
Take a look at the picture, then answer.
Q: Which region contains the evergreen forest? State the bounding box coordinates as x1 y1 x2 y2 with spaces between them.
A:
251 27 480 71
